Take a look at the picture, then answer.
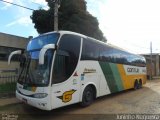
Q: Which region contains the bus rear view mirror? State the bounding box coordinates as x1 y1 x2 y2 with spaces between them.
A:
8 50 22 65
39 44 55 65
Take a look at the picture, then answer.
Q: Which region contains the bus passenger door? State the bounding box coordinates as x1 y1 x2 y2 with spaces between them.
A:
51 51 80 109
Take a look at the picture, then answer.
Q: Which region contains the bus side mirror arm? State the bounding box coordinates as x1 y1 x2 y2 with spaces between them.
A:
39 44 55 65
8 50 22 65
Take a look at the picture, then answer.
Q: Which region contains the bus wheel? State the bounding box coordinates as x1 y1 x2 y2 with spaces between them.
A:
139 80 142 88
134 80 139 90
81 86 94 107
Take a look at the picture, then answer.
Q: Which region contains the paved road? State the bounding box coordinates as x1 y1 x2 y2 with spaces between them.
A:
1 80 160 120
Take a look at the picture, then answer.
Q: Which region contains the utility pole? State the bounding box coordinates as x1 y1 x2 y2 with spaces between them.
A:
150 41 153 80
54 1 58 31
52 0 62 31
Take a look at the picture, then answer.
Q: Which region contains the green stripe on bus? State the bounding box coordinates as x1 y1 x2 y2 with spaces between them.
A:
109 63 124 91
99 62 118 93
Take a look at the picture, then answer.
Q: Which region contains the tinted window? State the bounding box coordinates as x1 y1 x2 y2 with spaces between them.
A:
52 34 81 84
129 54 146 67
81 38 100 60
81 38 146 67
27 33 60 51
99 45 113 62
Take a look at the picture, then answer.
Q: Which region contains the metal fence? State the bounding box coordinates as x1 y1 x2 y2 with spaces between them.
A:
0 75 18 84
0 69 18 98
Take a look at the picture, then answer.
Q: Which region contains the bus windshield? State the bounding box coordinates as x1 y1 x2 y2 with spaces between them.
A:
27 33 60 51
18 33 60 87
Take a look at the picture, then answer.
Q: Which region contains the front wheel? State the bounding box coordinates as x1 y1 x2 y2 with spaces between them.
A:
81 86 94 107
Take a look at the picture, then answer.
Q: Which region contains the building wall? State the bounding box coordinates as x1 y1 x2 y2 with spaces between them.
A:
0 61 19 70
0 32 30 82
143 54 160 78
0 32 29 49
156 55 159 75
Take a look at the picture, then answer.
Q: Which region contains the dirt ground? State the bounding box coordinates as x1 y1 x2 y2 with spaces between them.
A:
1 79 160 120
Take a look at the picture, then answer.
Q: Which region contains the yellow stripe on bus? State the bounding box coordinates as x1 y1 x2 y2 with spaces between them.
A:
117 64 146 90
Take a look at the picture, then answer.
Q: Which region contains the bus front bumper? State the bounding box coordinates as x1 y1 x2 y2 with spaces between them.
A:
16 90 51 111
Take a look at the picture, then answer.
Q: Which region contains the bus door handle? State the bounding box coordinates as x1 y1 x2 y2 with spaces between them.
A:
54 91 61 93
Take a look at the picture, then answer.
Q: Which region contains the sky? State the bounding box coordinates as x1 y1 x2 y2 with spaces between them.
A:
0 0 160 54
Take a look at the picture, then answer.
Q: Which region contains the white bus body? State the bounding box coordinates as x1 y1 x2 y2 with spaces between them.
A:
8 31 146 110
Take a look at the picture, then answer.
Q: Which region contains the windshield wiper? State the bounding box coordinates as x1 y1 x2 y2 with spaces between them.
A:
23 53 32 84
17 54 26 83
18 52 32 85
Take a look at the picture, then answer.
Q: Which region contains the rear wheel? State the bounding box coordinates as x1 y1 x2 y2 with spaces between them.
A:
134 80 139 90
81 86 94 107
138 80 142 88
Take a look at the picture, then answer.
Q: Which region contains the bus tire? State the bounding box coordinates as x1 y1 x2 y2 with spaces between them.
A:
139 79 142 88
134 80 139 90
81 86 94 107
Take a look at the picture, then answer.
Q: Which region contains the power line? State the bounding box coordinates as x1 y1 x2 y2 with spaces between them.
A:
0 0 35 11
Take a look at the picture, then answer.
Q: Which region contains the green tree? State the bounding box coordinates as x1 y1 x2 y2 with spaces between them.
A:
31 0 107 42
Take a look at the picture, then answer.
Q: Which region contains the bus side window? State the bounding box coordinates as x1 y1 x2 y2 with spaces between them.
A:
99 45 112 62
81 38 100 61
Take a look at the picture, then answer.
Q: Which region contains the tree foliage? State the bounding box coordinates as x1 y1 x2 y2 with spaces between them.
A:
31 0 107 42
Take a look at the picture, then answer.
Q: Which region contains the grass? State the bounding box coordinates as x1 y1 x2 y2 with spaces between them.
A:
0 82 16 93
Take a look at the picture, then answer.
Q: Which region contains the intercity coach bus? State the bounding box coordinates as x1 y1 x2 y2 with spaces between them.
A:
8 31 146 110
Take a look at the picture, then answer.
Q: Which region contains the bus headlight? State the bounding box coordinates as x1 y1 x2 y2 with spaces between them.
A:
33 93 48 98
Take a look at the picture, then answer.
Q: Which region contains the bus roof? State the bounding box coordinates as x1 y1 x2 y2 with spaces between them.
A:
37 31 144 58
